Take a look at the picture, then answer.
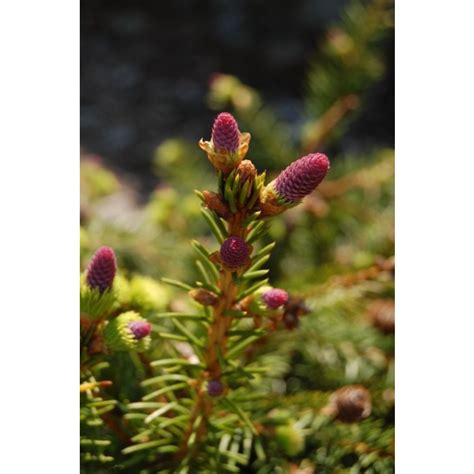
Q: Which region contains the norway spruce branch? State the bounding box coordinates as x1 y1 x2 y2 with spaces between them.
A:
123 112 331 471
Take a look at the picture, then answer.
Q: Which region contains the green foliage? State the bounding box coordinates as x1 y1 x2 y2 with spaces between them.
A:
305 0 393 116
275 424 305 457
80 156 120 202
80 377 116 465
80 283 116 320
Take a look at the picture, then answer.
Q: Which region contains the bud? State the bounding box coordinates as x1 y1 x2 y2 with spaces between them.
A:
103 311 152 352
207 379 225 397
241 286 281 317
236 159 257 183
222 160 265 212
220 236 251 270
368 299 395 333
128 320 152 340
262 288 289 310
189 288 219 306
260 153 330 216
86 246 117 293
199 112 251 174
325 385 372 423
202 191 231 219
275 424 305 457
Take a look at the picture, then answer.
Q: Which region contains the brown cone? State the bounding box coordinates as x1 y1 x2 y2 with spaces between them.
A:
368 299 395 333
326 385 372 423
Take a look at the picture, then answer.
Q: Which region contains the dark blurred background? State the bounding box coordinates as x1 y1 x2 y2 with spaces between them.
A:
80 0 394 192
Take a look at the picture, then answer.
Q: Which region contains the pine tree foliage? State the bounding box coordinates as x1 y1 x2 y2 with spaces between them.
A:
80 147 394 472
80 374 117 466
305 0 393 116
112 115 330 470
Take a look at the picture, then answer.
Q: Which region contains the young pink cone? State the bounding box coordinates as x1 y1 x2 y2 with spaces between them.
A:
260 153 330 216
128 320 152 340
207 379 225 397
220 236 250 269
199 112 250 174
262 288 289 310
86 246 117 293
275 153 330 202
212 112 240 153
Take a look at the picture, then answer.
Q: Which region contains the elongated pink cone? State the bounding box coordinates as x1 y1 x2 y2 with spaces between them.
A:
86 246 117 293
262 288 289 310
275 153 330 202
200 112 250 174
220 236 249 269
211 112 240 153
128 320 152 340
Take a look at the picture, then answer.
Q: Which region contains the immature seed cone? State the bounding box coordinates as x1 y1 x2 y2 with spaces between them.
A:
260 153 330 216
212 112 240 153
128 320 152 340
275 153 330 201
103 311 151 352
368 299 395 333
326 385 372 423
220 236 251 270
262 288 289 310
86 246 117 293
199 112 251 174
207 379 225 397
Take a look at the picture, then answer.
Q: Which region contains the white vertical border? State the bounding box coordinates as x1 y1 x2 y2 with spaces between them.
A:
0 1 79 472
396 0 474 472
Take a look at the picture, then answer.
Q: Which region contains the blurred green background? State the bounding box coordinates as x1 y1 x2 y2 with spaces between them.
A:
81 0 394 471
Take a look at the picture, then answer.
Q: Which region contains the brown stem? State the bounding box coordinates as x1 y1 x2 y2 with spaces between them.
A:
204 212 248 378
102 411 132 447
176 212 249 462
205 270 237 379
